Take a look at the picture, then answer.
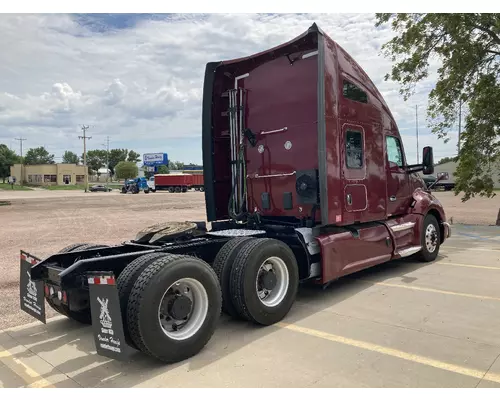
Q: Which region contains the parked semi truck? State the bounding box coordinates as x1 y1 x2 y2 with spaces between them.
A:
19 23 450 365
153 173 204 192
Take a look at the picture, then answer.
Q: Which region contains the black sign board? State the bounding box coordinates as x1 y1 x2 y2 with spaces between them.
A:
19 251 46 324
88 272 133 361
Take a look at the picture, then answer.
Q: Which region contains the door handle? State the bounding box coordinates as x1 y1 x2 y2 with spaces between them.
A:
346 193 352 205
389 195 397 202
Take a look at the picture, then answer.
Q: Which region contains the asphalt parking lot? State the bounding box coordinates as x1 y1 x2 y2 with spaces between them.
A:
1 223 500 388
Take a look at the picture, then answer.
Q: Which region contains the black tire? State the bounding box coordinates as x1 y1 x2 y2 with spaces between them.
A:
117 253 167 349
47 243 110 324
229 238 299 326
199 187 204 192
121 187 126 194
415 214 441 262
212 237 255 318
175 186 181 193
169 187 174 193
144 189 149 194
127 254 221 363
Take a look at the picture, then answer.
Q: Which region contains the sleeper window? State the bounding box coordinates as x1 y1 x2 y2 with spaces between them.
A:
343 80 368 104
346 130 363 169
386 136 404 167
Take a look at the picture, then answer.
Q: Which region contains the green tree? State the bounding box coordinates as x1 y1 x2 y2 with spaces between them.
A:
24 146 55 165
115 161 138 180
108 149 128 178
62 150 79 164
375 13 500 201
168 160 184 170
127 150 141 162
437 156 458 165
84 150 107 176
157 164 169 174
0 144 20 183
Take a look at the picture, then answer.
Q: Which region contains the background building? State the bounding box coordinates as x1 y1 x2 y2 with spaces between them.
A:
10 163 88 186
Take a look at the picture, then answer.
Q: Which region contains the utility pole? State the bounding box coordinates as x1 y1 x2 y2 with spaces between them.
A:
415 105 419 164
78 125 91 192
15 137 27 184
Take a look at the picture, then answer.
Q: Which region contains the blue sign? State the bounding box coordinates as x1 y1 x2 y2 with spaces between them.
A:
143 153 168 166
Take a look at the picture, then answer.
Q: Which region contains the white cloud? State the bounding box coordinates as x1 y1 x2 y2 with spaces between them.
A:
0 13 459 164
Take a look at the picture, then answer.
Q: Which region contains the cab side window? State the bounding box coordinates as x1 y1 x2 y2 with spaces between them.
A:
386 136 404 167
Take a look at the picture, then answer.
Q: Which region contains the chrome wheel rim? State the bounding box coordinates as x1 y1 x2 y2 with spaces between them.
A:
425 224 438 253
255 256 289 307
158 278 208 341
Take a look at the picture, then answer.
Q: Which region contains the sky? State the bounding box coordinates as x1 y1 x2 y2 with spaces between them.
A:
0 13 462 165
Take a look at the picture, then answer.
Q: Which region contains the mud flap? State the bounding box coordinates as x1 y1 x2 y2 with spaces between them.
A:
87 272 134 361
19 251 46 324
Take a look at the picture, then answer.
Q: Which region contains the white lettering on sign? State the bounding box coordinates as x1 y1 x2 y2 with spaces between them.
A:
143 153 165 163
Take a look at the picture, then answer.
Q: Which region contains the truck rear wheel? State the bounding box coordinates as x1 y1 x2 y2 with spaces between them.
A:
175 186 181 193
415 214 441 262
49 243 110 324
212 237 255 318
117 253 167 349
168 187 174 193
127 254 222 363
229 238 299 326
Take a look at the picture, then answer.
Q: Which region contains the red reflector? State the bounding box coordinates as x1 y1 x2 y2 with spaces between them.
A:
62 291 67 304
44 285 49 296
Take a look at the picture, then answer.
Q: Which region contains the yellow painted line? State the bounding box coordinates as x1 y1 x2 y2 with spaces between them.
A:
362 280 500 302
437 261 500 271
0 345 54 388
276 322 500 384
443 246 500 252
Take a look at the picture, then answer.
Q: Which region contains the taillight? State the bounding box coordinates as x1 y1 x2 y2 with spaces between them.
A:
44 285 49 296
62 291 68 304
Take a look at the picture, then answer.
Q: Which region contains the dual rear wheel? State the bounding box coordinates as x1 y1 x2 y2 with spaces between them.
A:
212 237 299 325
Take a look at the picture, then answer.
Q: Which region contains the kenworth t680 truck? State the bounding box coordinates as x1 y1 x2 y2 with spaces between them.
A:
19 23 450 364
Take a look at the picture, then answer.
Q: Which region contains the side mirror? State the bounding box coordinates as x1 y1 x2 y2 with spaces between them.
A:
422 146 434 175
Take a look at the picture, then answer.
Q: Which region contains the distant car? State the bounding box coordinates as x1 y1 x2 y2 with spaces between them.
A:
89 185 112 192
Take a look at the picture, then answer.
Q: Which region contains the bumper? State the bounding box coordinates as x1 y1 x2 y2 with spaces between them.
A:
442 222 452 239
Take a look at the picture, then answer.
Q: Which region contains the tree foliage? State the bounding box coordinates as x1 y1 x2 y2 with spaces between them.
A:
168 160 184 170
115 161 138 180
0 144 20 183
127 150 141 163
437 156 458 165
24 146 55 165
62 150 80 165
375 13 500 200
157 164 169 174
84 150 107 176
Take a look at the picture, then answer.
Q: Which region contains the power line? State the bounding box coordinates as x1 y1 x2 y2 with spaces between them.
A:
78 125 92 192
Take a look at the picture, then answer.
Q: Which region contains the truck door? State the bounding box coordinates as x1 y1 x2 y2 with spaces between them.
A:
385 134 410 217
342 124 368 223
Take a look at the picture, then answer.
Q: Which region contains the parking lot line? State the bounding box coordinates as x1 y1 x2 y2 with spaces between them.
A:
443 246 500 252
361 280 500 302
436 261 500 271
0 344 54 388
276 322 500 385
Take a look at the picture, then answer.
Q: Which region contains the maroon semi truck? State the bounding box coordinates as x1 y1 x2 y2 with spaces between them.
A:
19 23 450 364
